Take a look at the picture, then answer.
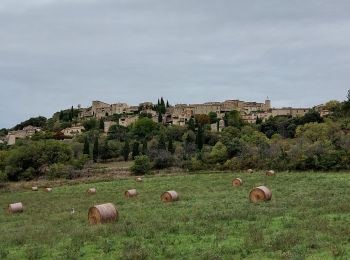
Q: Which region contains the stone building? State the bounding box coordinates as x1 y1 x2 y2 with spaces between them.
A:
5 125 42 145
271 108 310 117
61 126 85 137
78 97 312 127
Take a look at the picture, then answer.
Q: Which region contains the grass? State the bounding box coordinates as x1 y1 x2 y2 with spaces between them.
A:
1 171 350 259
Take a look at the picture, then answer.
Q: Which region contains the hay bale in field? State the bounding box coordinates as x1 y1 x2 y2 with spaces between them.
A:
249 186 272 203
161 190 179 202
266 170 275 176
87 188 96 194
247 169 254 174
135 177 142 182
88 203 118 224
8 202 24 214
124 189 138 198
44 187 52 192
232 178 243 186
32 186 38 191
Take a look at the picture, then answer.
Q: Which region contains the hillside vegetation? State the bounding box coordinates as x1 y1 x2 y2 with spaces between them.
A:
1 92 350 182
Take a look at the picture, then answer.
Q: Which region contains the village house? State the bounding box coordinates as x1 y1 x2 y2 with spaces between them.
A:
61 126 85 137
5 125 42 145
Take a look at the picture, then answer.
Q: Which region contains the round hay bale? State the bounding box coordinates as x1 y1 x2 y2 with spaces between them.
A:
32 186 38 191
161 190 179 202
87 188 96 194
247 169 254 174
232 178 243 186
8 202 24 214
135 177 142 182
249 186 272 203
124 189 138 198
88 203 118 224
44 187 52 192
266 170 275 176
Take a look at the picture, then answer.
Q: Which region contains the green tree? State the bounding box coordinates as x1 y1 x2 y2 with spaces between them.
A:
196 126 204 151
107 125 127 141
224 110 243 128
158 132 167 150
132 141 140 159
187 118 195 131
99 119 104 130
132 118 157 139
123 140 130 161
83 119 99 131
131 155 151 175
158 113 163 123
168 138 175 154
100 140 114 161
160 97 166 114
83 137 90 156
93 138 99 162
210 141 228 164
208 112 218 124
142 140 148 154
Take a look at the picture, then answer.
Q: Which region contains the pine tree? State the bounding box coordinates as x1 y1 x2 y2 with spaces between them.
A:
168 138 175 154
132 141 140 159
123 140 130 161
93 138 99 162
83 137 90 156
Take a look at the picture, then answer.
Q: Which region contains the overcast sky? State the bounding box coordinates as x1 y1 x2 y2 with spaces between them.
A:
1 0 350 128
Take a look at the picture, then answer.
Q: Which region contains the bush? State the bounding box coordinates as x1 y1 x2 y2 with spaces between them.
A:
149 149 174 169
186 157 205 172
131 155 151 175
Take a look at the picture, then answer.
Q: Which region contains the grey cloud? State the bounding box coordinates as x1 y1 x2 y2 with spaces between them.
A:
1 0 350 128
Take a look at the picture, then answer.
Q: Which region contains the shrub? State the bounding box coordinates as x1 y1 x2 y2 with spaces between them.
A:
150 149 174 169
186 157 205 172
131 155 151 175
210 142 228 164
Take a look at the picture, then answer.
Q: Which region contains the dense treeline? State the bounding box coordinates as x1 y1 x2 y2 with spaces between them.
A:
1 93 350 181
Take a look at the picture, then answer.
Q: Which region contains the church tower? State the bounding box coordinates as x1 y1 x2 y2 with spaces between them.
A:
264 97 271 110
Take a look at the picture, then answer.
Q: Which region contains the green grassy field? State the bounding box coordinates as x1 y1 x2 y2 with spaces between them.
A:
1 172 350 259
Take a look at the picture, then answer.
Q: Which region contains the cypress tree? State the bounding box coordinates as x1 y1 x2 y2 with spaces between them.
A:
166 100 170 108
160 97 166 114
168 138 175 154
158 112 163 123
123 140 130 161
158 133 167 150
93 138 99 162
142 140 148 154
188 118 195 131
99 119 104 130
196 126 204 151
69 106 74 121
83 137 90 155
132 141 140 159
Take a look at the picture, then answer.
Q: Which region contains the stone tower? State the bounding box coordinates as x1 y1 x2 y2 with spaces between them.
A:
264 97 271 110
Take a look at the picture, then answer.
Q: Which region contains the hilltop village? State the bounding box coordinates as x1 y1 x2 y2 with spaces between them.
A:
79 98 313 126
3 97 332 145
